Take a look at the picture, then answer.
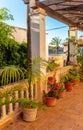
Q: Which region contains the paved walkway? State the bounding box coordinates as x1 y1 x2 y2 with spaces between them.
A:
1 82 83 130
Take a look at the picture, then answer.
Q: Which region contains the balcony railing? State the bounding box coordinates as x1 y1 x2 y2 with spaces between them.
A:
0 66 72 127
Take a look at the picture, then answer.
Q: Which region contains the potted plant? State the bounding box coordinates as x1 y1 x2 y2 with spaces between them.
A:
43 89 58 107
43 76 58 107
57 82 66 98
21 56 48 121
0 56 48 122
63 73 73 91
46 58 59 73
77 55 83 81
68 68 80 86
0 84 47 122
17 98 47 121
47 76 66 98
25 56 47 98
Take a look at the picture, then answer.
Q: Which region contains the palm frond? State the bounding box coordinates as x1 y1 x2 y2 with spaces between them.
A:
1 65 24 86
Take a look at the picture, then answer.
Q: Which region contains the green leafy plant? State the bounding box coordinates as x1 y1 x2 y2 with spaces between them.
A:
44 90 58 98
68 68 80 80
47 61 59 72
18 98 40 108
59 83 65 91
63 74 74 83
0 65 24 85
0 85 26 106
24 56 48 99
17 98 47 111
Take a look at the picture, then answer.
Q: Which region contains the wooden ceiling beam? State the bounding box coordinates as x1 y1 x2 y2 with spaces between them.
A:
35 1 83 31
36 1 74 25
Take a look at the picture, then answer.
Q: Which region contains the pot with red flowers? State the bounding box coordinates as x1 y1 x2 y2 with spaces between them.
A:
43 89 57 107
43 76 59 107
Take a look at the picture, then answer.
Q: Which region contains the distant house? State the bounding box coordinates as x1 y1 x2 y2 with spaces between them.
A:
12 26 27 43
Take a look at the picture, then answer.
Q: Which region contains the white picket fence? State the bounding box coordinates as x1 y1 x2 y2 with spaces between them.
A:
0 66 72 127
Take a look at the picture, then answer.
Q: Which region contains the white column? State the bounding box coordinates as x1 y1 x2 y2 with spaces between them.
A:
30 8 47 101
30 8 47 60
68 27 78 64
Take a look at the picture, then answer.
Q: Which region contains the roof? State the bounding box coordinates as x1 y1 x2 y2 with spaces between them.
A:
35 0 83 31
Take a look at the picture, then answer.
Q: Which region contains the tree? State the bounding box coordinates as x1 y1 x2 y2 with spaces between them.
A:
0 8 14 43
19 42 27 68
0 8 27 68
50 37 61 54
0 8 14 66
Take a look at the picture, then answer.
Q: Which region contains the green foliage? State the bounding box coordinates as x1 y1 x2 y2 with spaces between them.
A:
59 83 65 91
66 37 78 45
18 98 40 108
0 8 14 22
18 42 27 68
77 56 83 70
46 90 58 98
68 68 80 80
0 85 26 106
0 8 27 68
0 65 24 86
0 40 27 68
17 98 47 111
0 8 14 43
64 74 74 83
77 56 83 80
47 61 59 72
0 85 47 111
24 56 48 98
50 37 62 54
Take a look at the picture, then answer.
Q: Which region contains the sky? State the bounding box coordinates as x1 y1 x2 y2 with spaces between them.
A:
0 0 83 44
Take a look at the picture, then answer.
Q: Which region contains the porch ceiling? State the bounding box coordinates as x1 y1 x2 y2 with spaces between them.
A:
36 0 83 31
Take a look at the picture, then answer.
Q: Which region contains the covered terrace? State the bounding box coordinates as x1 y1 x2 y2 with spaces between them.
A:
0 0 83 129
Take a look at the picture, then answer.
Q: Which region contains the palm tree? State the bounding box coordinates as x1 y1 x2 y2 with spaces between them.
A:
50 37 61 54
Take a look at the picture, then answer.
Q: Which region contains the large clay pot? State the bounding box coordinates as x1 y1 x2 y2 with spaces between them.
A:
58 90 66 98
23 108 37 121
45 97 56 107
65 82 73 91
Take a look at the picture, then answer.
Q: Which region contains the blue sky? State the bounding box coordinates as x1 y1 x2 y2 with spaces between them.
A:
0 0 83 43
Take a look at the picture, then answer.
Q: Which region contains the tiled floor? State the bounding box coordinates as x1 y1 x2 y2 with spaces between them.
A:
1 82 83 130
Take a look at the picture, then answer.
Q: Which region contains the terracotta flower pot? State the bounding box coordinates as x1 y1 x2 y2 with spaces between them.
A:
45 97 56 107
72 78 79 86
58 90 66 98
65 82 73 91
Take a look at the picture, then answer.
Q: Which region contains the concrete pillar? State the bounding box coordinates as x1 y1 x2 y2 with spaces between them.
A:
30 8 47 60
30 8 47 101
68 27 78 64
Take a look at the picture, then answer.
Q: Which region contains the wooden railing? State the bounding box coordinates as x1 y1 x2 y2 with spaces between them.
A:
0 66 72 127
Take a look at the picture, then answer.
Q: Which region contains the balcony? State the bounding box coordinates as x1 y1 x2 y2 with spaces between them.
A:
0 66 83 130
1 82 83 130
